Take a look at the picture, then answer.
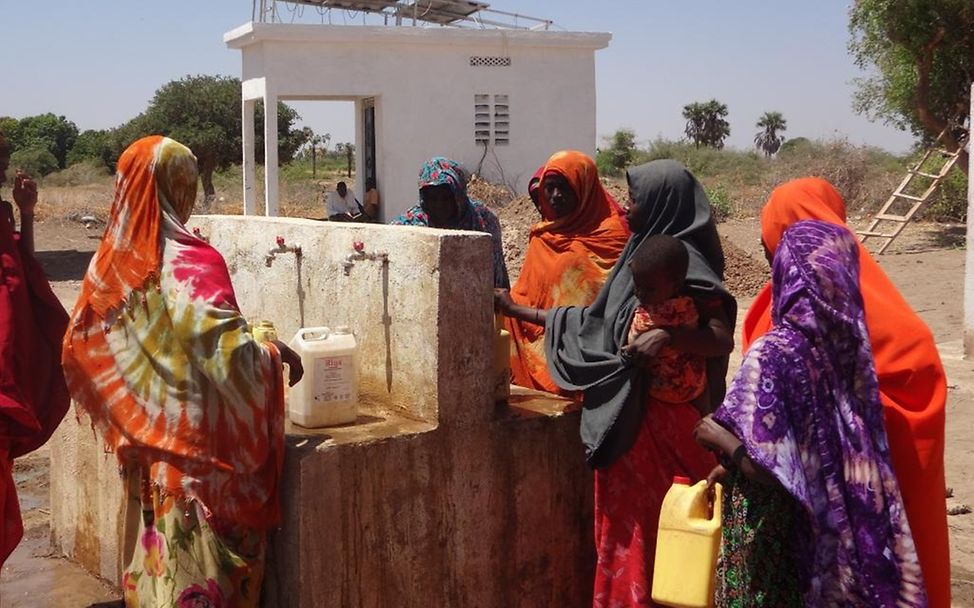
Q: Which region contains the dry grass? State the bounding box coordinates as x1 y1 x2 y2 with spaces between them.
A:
35 166 334 222
34 137 964 226
35 184 114 223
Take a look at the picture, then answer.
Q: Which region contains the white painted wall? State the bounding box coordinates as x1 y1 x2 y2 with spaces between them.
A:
965 84 974 357
225 23 610 221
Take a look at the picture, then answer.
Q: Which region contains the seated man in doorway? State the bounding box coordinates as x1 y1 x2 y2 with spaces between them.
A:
326 181 362 221
363 178 380 222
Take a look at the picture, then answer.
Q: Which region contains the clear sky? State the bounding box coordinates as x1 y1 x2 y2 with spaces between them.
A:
0 1 914 153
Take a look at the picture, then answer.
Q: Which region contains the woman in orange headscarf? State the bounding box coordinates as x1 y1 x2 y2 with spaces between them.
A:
505 151 630 396
62 136 303 607
743 177 950 607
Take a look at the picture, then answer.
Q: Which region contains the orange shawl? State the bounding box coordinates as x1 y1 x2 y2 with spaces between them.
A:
743 178 950 606
62 136 285 529
507 150 630 395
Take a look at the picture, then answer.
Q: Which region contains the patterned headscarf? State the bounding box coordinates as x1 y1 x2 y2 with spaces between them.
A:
741 177 950 604
62 136 285 529
715 220 925 606
392 157 510 288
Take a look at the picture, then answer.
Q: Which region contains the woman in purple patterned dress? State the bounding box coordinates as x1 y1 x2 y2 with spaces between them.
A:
694 220 926 607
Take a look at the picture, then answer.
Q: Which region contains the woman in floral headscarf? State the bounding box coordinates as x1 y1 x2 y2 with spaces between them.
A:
62 136 303 607
392 156 510 288
503 151 630 396
695 220 926 607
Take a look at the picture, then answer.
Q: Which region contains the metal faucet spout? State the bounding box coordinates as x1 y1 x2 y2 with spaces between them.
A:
265 236 302 267
342 242 389 276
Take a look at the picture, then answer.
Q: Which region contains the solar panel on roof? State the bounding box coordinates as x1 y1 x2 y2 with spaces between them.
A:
284 0 401 11
253 0 550 29
401 0 490 25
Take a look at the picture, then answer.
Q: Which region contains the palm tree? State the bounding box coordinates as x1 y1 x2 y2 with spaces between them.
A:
683 99 731 149
754 112 787 157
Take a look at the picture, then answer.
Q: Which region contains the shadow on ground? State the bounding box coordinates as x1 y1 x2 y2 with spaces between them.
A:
35 249 95 282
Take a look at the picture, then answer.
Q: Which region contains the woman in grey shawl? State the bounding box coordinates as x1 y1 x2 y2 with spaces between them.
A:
496 160 736 607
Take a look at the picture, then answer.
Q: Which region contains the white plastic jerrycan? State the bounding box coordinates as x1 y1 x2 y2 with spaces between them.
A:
288 326 359 428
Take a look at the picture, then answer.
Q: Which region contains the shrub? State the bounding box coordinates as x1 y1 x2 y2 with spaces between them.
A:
705 183 733 223
41 160 112 187
920 167 968 222
10 146 59 177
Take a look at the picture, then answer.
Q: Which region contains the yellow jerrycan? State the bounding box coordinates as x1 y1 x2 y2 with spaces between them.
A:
651 476 722 607
493 313 511 402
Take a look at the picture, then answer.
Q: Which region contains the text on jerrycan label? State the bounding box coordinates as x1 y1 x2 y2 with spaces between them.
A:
314 355 355 402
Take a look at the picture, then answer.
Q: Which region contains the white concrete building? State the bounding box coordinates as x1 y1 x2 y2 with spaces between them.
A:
224 20 611 220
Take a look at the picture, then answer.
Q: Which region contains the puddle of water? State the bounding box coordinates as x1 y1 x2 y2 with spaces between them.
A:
1 525 117 608
3 446 118 607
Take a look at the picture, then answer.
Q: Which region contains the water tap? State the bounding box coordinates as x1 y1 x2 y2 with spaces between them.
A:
266 235 302 267
342 240 388 276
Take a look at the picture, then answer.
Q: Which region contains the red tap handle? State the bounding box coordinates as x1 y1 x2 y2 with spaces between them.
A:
353 240 365 252
276 235 285 247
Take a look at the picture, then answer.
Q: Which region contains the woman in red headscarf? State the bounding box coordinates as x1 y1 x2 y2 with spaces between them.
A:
0 133 70 566
743 177 951 607
505 151 630 396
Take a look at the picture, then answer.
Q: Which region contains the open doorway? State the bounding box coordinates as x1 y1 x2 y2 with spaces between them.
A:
283 99 357 220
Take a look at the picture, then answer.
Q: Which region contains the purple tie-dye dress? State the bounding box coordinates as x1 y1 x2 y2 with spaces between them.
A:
713 220 926 607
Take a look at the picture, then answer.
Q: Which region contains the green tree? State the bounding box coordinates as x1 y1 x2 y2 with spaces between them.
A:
0 113 78 169
300 128 331 178
122 75 305 200
598 129 638 176
683 100 731 149
10 146 59 177
335 142 355 178
849 0 973 173
67 129 114 169
754 111 787 157
0 117 18 141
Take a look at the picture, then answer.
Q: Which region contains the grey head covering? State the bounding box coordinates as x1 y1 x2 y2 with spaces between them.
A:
545 159 737 467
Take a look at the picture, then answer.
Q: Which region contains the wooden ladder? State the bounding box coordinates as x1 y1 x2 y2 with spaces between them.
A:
858 127 968 254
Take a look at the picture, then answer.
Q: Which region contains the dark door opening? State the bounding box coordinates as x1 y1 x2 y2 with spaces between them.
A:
363 97 377 189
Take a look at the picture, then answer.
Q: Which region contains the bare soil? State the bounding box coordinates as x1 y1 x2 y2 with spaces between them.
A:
3 214 972 607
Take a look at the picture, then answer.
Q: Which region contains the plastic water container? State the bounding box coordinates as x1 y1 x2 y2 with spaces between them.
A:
252 320 278 343
652 476 723 608
494 313 511 402
288 326 359 427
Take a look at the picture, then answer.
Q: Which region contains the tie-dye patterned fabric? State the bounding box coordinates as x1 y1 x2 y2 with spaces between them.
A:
743 177 949 606
714 220 926 606
61 136 285 531
391 156 510 288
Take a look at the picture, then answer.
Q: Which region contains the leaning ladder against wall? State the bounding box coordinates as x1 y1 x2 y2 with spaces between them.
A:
859 123 970 255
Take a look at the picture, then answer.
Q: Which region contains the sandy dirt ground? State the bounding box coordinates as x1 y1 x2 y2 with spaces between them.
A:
1 216 972 607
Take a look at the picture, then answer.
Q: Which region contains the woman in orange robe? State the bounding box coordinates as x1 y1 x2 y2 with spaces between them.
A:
743 177 950 607
506 150 630 396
